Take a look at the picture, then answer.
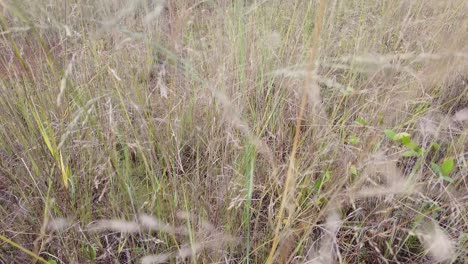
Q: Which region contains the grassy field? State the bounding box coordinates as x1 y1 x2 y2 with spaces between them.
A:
0 0 467 263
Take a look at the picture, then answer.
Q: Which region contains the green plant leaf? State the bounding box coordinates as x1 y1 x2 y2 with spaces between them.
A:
392 133 423 153
349 134 360 145
416 147 424 155
431 162 455 183
440 159 455 176
394 132 411 142
441 174 455 183
384 129 396 140
314 170 331 191
47 260 58 264
431 162 441 174
401 150 420 157
431 142 440 151
314 179 322 191
404 141 422 152
83 244 97 260
355 117 367 126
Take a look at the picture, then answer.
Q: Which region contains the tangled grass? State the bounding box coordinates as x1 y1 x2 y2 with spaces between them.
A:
0 0 466 263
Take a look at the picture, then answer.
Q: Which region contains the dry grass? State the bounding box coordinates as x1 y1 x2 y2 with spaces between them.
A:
0 0 466 263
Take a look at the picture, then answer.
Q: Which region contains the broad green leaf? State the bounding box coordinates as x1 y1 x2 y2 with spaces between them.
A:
384 129 396 140
440 159 455 176
431 162 455 183
394 132 411 141
394 133 422 153
404 141 422 153
47 260 58 264
431 142 440 151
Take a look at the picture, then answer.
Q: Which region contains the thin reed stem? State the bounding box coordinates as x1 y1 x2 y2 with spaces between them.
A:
266 0 329 262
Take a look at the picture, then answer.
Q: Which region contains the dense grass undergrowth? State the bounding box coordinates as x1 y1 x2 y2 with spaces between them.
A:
0 0 467 263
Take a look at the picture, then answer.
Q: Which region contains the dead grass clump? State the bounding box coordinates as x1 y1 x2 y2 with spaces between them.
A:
0 0 466 263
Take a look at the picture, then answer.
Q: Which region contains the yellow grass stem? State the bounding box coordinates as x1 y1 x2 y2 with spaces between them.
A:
266 0 329 262
0 234 49 263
